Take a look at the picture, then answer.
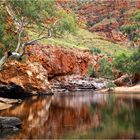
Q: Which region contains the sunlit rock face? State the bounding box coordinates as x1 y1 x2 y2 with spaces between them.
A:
27 45 92 78
58 0 140 44
0 44 109 96
0 61 51 97
80 0 139 43
27 45 112 79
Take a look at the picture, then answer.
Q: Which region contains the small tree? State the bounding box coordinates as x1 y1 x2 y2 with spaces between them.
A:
98 58 114 79
0 0 77 70
113 53 133 85
113 47 140 85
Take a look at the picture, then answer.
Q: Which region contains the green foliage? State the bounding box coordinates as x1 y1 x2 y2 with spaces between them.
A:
0 5 6 43
120 25 138 34
90 47 101 54
130 47 140 74
113 53 132 74
8 0 56 24
0 0 78 58
112 47 140 84
52 9 77 35
88 66 95 77
120 24 139 41
0 5 18 56
106 81 116 90
134 11 140 22
98 58 114 79
113 48 140 76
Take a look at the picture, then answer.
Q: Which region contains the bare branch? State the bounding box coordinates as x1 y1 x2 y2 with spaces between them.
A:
20 34 52 57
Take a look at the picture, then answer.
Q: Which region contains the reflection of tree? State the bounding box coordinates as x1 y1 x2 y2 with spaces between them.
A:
62 95 140 139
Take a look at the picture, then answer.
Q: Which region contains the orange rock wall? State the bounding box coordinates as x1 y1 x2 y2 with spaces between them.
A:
27 45 91 78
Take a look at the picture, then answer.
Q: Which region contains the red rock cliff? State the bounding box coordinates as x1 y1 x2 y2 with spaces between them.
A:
27 45 91 78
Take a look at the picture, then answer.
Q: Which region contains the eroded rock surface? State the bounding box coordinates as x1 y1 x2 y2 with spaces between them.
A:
58 0 140 44
0 45 110 97
0 61 51 97
51 75 109 93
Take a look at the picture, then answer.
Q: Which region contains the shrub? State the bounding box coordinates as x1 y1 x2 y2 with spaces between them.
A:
88 66 95 77
113 47 140 85
106 81 116 91
98 58 114 79
90 47 101 54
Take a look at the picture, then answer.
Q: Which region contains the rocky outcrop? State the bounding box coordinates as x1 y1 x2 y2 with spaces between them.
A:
0 117 21 139
27 45 93 78
58 0 140 44
51 75 109 93
0 97 21 110
0 117 21 128
77 0 139 43
113 74 130 86
0 61 51 98
0 44 112 97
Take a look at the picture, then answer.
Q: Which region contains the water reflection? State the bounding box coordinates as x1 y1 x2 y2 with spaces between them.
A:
0 92 140 139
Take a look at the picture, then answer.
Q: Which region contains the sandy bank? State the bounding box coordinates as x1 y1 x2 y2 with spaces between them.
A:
100 85 140 93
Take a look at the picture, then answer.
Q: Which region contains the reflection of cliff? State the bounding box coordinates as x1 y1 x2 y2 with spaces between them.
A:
1 93 140 139
0 96 52 139
0 94 103 139
45 95 101 138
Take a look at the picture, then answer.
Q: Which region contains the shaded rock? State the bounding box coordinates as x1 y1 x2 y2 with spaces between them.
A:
0 117 21 128
0 117 21 138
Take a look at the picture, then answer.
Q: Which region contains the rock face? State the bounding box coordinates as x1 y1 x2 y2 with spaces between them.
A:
0 44 111 96
0 117 21 128
0 61 51 97
79 0 139 43
0 97 21 110
27 45 94 78
51 75 108 93
113 74 130 86
58 0 140 44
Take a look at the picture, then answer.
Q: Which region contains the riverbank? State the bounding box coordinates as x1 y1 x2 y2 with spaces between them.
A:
100 84 140 93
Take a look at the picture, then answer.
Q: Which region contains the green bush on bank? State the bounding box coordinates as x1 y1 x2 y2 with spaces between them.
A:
97 47 140 85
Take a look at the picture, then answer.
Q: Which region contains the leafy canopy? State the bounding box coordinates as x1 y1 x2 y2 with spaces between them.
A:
0 0 78 56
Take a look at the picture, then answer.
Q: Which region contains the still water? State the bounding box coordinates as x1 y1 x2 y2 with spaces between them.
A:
1 91 140 139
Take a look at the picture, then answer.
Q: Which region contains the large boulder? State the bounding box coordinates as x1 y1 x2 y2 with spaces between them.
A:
0 61 51 98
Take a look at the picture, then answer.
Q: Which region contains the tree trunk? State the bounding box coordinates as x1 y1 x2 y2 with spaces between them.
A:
0 55 8 71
